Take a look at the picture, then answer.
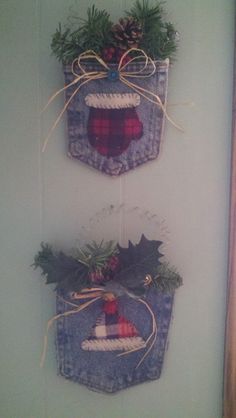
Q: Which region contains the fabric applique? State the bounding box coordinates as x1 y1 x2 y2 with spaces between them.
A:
64 55 169 175
85 93 143 157
34 235 182 393
81 298 146 351
47 3 181 175
55 289 174 393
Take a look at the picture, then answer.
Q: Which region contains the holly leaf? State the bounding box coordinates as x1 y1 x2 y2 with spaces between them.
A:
33 243 90 292
114 234 163 296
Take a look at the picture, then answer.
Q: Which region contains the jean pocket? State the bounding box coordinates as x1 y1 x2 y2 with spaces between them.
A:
56 289 174 393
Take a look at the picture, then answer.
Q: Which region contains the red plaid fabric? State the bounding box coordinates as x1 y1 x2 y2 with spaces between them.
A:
87 300 139 340
81 300 146 351
87 108 143 157
103 299 118 314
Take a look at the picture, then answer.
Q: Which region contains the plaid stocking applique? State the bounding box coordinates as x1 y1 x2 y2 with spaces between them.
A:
85 93 143 157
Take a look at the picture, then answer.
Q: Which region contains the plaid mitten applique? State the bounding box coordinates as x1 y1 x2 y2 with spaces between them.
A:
85 93 143 157
81 298 145 352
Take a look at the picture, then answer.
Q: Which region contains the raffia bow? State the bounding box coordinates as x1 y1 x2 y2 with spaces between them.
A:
40 288 157 370
42 48 183 152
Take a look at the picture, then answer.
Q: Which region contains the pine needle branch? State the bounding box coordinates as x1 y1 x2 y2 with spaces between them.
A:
152 262 183 292
51 2 178 63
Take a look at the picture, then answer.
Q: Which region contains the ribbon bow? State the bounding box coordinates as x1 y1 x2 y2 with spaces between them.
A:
42 48 183 152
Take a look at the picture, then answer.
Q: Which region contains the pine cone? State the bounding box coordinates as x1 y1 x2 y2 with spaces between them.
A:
112 17 143 51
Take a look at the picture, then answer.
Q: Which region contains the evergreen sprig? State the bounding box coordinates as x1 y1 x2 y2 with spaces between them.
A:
127 0 164 31
51 6 113 64
51 1 178 64
153 262 183 292
127 1 177 59
34 237 183 296
75 240 118 273
78 5 113 53
51 24 83 63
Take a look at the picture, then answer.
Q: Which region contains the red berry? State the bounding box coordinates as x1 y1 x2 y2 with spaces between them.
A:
107 255 120 271
89 270 105 283
114 48 131 65
101 46 116 63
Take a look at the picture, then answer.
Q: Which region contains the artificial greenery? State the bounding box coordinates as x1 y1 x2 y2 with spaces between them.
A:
33 243 90 292
114 234 163 295
34 235 182 295
153 262 183 292
75 240 118 273
127 0 177 59
51 1 178 64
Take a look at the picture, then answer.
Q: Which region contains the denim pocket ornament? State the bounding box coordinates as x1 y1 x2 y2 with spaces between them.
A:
64 51 169 175
34 235 182 393
56 288 174 392
42 49 181 176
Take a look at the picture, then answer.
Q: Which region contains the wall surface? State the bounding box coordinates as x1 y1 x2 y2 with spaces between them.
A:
0 1 234 418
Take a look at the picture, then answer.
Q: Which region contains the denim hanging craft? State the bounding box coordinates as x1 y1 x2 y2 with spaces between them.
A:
63 53 170 176
34 234 182 393
56 288 174 393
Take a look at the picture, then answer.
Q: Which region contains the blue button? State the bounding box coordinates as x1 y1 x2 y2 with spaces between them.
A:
107 69 119 81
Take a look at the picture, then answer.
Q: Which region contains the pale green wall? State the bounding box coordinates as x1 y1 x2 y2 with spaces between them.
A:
0 1 234 417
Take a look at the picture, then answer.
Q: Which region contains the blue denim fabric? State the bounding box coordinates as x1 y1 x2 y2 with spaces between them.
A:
63 60 169 176
56 289 174 393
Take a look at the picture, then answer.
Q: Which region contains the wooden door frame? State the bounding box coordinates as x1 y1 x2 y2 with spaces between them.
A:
223 25 236 418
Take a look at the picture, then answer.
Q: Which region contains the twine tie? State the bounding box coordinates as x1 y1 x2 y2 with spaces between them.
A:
42 48 183 152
